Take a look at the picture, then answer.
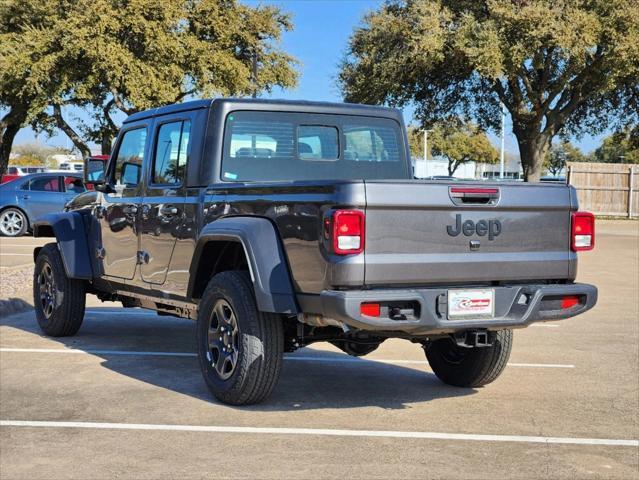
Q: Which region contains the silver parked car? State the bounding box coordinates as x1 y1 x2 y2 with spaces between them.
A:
0 173 86 236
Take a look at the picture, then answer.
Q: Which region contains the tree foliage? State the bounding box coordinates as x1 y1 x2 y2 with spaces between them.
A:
593 126 639 163
0 0 298 175
544 140 585 176
409 119 498 174
339 0 639 181
10 142 73 167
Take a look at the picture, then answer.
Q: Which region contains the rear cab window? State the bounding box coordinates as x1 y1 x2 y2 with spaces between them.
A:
222 111 408 182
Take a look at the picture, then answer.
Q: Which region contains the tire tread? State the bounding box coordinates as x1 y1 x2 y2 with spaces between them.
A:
197 271 283 405
33 243 86 336
425 330 513 388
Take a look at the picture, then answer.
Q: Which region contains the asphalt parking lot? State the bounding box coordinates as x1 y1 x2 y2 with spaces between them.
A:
1 221 638 479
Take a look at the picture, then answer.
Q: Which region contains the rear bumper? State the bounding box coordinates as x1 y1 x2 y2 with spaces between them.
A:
317 283 597 335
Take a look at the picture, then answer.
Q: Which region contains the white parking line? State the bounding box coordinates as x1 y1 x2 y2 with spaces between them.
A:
0 244 40 247
0 348 195 357
0 253 33 256
0 420 636 447
0 348 575 368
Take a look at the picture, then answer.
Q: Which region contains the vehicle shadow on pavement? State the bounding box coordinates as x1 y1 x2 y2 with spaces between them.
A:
1 308 476 410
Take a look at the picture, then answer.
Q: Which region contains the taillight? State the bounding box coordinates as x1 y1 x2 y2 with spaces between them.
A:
332 210 365 255
571 212 595 251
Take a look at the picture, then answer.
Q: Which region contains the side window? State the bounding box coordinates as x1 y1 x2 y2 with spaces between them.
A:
152 120 191 185
29 176 60 192
298 126 338 160
229 134 279 159
114 128 147 187
227 116 293 160
63 176 86 193
343 125 400 162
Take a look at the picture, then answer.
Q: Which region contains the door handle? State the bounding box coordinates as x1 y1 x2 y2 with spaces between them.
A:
160 205 178 216
22 195 30 200
123 205 138 215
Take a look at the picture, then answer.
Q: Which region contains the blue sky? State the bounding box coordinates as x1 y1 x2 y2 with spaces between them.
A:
15 0 604 155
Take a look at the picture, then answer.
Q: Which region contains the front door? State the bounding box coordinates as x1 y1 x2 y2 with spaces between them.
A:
139 119 191 284
98 126 148 279
23 175 67 221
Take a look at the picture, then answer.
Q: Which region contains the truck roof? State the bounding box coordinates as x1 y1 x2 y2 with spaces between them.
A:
124 98 404 124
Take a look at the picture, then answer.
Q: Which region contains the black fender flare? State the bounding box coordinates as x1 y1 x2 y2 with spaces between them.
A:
32 212 93 280
188 216 298 314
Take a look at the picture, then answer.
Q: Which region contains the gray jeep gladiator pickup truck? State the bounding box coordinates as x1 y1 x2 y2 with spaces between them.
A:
32 98 597 405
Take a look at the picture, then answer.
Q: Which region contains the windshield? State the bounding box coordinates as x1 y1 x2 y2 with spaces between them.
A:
221 111 409 182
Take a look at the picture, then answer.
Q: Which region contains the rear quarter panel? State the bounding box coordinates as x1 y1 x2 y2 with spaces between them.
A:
204 181 366 294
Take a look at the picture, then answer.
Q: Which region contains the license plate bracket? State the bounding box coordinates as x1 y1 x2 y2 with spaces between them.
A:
447 288 495 320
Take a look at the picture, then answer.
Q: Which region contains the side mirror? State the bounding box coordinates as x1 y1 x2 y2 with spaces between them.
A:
84 157 107 185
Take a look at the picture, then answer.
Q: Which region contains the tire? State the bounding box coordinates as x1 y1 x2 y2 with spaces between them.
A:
331 339 384 357
196 271 284 405
424 330 513 387
0 207 28 237
33 243 86 336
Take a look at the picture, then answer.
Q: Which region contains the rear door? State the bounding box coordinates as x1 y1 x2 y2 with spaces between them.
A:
139 118 191 285
363 181 575 286
24 175 66 220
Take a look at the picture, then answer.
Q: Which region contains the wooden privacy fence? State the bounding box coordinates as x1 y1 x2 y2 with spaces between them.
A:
567 162 638 218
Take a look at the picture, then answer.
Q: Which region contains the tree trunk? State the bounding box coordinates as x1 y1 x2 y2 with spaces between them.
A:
0 108 28 176
101 133 113 156
517 135 550 182
447 160 455 176
52 105 91 159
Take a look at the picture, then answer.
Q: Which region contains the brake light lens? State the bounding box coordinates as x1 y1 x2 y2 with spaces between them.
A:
333 210 365 255
561 296 580 309
360 303 380 317
571 212 595 251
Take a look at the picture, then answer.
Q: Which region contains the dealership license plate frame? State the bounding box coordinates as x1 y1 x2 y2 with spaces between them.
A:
447 288 495 320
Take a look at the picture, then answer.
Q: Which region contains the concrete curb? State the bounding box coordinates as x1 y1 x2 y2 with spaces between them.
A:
0 298 33 318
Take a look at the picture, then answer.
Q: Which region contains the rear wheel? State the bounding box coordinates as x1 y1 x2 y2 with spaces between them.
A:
424 330 513 387
196 271 284 405
33 243 86 336
0 208 27 237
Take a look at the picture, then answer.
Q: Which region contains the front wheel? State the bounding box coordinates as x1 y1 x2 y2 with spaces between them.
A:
424 330 513 387
196 271 284 405
33 243 86 336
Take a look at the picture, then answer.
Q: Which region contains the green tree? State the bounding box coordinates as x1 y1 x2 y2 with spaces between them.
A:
11 155 43 167
339 0 639 181
544 140 585 176
407 126 429 159
593 126 639 163
408 120 498 174
432 119 499 175
0 0 298 175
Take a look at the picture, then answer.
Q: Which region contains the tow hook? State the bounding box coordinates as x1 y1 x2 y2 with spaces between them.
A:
453 330 494 348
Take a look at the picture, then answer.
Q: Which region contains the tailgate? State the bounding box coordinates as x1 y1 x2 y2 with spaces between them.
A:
363 181 576 286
